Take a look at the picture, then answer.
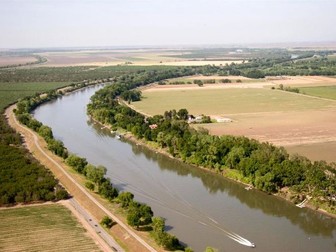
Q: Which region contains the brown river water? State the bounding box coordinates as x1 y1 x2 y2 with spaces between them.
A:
33 85 336 252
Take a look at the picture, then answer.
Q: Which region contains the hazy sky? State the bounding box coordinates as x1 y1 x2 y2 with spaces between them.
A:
1 0 335 48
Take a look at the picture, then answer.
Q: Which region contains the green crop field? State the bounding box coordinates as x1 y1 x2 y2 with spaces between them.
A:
300 85 336 100
0 204 101 252
135 87 336 116
0 82 69 110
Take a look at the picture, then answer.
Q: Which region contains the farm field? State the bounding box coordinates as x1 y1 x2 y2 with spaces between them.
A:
0 82 69 109
0 204 102 252
133 76 336 161
38 49 242 67
300 85 336 100
286 141 336 163
0 55 37 67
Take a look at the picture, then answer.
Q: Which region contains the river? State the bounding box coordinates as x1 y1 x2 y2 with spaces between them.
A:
33 85 336 252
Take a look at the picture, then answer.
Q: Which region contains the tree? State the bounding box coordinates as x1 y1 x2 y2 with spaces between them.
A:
98 179 119 200
66 154 88 174
55 189 69 200
100 216 114 228
84 164 107 185
245 69 265 79
177 108 189 120
85 181 95 191
117 192 134 208
38 125 53 140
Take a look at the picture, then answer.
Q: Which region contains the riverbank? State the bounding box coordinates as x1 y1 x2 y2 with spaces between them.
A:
90 113 336 220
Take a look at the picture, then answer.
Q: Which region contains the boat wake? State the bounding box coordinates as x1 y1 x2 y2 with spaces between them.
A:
226 232 255 247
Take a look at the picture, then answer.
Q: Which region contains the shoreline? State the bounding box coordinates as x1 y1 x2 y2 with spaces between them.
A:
89 114 336 220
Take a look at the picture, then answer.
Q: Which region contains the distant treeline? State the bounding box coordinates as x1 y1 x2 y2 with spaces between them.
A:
88 69 336 214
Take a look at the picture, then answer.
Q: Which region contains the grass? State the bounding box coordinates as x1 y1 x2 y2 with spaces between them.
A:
0 82 70 109
0 204 101 252
134 87 336 116
300 85 336 100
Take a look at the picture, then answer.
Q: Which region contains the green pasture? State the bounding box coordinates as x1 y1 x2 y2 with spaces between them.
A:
135 87 336 116
0 82 69 109
0 204 101 252
300 85 336 100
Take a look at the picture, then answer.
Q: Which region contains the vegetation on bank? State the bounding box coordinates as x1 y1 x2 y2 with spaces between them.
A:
87 70 336 215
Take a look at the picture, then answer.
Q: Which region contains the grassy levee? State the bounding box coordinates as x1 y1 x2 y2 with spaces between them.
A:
0 204 101 252
300 85 336 100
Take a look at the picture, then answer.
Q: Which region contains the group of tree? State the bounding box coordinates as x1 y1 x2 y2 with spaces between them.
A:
0 143 68 205
276 84 300 93
65 151 184 250
0 90 70 206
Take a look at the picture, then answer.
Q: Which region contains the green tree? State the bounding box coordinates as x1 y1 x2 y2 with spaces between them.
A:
85 181 95 191
66 154 88 174
100 216 114 228
84 164 106 185
117 192 134 208
177 108 189 120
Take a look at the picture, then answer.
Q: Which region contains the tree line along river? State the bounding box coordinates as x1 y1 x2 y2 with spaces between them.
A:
33 85 336 252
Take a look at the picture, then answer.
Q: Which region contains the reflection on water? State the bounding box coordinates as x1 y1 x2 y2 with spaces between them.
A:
33 85 336 252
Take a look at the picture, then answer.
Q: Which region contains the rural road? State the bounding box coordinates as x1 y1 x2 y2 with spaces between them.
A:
7 105 157 252
68 198 124 252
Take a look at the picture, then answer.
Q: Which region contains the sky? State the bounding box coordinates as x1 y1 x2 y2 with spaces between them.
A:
1 0 336 48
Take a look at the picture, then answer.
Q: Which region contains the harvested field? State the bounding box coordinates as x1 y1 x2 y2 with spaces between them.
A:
0 55 36 67
136 86 335 115
268 76 336 87
133 76 336 156
300 85 336 100
39 50 242 67
0 204 102 252
286 141 336 163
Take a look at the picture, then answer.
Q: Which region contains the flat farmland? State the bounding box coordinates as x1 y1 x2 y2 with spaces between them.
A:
300 85 336 100
0 82 69 109
0 55 37 67
0 204 101 252
39 50 242 67
133 78 336 160
136 86 335 115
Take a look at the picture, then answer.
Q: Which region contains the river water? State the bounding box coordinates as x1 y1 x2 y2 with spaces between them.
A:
33 85 336 252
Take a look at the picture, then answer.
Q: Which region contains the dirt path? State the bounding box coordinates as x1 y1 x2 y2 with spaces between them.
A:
5 105 158 252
